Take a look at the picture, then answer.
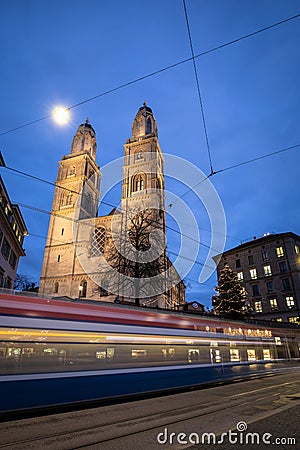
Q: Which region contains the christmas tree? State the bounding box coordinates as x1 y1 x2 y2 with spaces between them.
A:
213 264 250 318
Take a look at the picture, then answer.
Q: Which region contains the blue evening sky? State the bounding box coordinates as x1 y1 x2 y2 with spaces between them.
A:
0 0 299 307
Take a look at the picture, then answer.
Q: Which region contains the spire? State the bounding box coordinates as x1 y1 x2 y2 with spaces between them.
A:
131 101 158 140
70 120 97 158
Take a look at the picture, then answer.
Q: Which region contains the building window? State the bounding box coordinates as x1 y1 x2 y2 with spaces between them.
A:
0 229 3 247
5 276 12 289
90 227 106 257
248 255 254 265
1 238 10 260
295 245 300 254
133 174 144 192
266 281 274 293
79 281 87 298
235 259 241 268
264 265 272 277
279 261 287 273
68 165 76 176
254 301 262 312
146 117 152 134
276 246 284 257
230 349 240 361
57 255 61 262
252 284 259 296
54 282 59 293
288 316 299 324
262 251 269 261
99 282 109 297
61 228 64 236
237 271 244 281
286 296 295 308
0 268 4 288
66 193 73 206
250 268 257 279
134 152 144 161
282 278 291 291
9 251 17 269
269 298 278 311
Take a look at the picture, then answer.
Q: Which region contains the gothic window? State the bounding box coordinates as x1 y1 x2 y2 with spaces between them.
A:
133 174 145 192
68 166 76 176
90 227 106 257
146 117 152 134
66 193 73 206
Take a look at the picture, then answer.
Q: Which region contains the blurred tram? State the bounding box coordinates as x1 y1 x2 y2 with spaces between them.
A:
0 292 299 414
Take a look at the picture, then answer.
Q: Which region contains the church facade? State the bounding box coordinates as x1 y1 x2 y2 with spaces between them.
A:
39 103 185 309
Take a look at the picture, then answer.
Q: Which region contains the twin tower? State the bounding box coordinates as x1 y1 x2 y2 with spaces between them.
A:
39 103 185 308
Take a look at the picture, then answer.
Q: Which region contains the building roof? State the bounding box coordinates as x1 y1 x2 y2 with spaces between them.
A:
215 232 300 259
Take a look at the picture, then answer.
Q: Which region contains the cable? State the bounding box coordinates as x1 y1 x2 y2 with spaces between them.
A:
183 0 213 174
1 13 299 137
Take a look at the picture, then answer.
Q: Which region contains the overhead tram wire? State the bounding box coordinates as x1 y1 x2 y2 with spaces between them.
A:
4 139 300 251
183 0 213 174
1 13 299 137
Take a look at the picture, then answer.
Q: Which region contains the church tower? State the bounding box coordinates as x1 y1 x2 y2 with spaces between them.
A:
122 102 165 228
39 120 101 297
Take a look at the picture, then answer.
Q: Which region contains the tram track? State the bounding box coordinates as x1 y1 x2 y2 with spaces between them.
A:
0 368 299 449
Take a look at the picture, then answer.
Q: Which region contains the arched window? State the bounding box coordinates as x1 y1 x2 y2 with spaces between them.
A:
146 117 152 134
133 174 145 192
69 165 76 176
79 280 87 298
66 193 73 206
90 227 106 257
54 282 59 293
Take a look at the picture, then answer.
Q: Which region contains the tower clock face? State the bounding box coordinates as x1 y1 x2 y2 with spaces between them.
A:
192 302 199 309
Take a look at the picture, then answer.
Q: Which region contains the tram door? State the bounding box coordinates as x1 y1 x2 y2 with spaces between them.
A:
210 348 222 363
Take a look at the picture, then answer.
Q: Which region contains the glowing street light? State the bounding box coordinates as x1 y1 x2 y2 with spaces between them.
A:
53 107 70 125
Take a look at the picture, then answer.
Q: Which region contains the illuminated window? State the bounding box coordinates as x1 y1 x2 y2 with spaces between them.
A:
247 349 256 361
90 227 106 257
250 268 257 279
295 245 300 254
254 301 262 312
288 316 299 324
269 298 278 310
230 349 240 362
275 318 283 322
252 284 259 296
286 296 295 308
264 265 272 276
131 349 147 358
262 251 269 261
237 271 243 281
276 246 284 257
275 337 282 345
263 349 271 360
248 255 254 265
79 280 87 298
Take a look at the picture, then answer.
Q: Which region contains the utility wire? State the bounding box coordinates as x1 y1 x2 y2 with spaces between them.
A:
1 13 299 137
183 0 213 174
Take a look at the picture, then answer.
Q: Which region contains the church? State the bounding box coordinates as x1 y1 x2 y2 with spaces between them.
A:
39 103 186 309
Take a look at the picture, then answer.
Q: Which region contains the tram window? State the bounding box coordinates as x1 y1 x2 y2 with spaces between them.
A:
263 349 271 360
162 348 175 359
96 351 107 359
43 348 58 355
0 348 6 357
210 348 222 363
275 337 282 346
22 348 34 356
107 348 115 359
131 349 147 358
188 349 200 363
247 349 257 361
230 349 240 362
7 348 21 358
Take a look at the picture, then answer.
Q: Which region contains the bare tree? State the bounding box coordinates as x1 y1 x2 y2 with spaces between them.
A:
14 274 37 291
